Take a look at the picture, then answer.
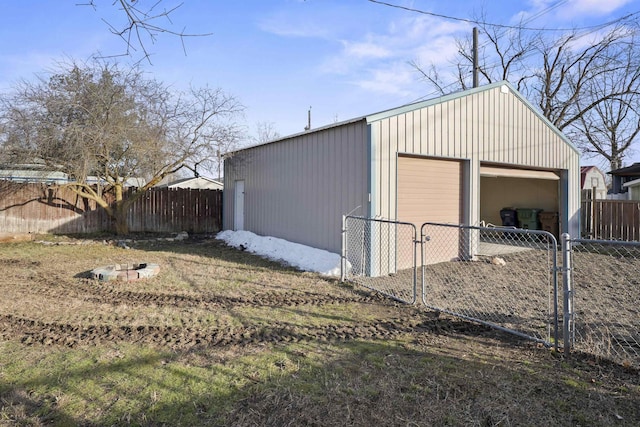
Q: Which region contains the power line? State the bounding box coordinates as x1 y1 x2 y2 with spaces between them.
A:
520 0 569 26
380 0 640 106
404 0 640 102
404 1 570 103
367 0 638 32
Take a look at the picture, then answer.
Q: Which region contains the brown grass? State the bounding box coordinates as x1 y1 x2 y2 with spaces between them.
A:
0 234 638 426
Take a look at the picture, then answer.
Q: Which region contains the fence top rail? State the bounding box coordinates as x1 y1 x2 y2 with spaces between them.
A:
583 199 640 204
420 221 558 241
345 215 418 229
573 238 640 247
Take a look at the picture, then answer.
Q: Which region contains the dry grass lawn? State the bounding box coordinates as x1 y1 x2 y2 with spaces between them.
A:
0 234 638 426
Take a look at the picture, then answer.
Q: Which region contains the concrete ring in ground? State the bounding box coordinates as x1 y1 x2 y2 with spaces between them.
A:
90 263 160 282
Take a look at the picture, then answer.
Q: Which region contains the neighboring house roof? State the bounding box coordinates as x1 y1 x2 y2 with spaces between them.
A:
608 163 640 177
156 176 223 190
0 162 69 183
623 177 640 188
0 168 69 183
0 164 146 187
84 176 147 188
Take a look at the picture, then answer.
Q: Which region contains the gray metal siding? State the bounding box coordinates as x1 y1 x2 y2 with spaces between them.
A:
223 120 369 253
369 84 580 237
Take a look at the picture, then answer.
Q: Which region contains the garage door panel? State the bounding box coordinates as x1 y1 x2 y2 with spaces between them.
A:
398 156 462 266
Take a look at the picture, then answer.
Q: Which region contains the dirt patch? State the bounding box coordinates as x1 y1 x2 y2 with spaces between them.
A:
0 311 473 350
0 232 34 243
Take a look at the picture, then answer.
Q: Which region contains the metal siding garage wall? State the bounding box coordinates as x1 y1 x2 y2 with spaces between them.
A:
397 155 462 265
222 81 581 265
223 120 370 254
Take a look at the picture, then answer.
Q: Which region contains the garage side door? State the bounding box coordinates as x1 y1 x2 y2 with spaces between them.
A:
398 156 462 265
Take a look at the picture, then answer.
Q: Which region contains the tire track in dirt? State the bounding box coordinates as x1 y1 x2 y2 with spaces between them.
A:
0 313 444 350
32 280 391 310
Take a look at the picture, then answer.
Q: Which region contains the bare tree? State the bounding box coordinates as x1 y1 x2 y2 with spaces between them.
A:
412 14 538 93
253 121 281 145
0 59 243 233
572 54 640 170
195 119 245 180
412 16 640 171
81 0 212 63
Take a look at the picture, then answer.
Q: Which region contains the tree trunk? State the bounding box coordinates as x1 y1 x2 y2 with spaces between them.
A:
610 156 622 172
113 184 130 235
113 209 129 235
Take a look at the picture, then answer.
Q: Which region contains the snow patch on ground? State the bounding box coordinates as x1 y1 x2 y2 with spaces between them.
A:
216 230 342 277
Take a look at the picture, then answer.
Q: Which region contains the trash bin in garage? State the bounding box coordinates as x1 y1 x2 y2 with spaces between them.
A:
516 208 542 230
539 211 559 240
499 208 518 227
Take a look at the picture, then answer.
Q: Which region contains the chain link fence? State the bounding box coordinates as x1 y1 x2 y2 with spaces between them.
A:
568 239 640 369
420 223 559 347
341 217 640 367
342 216 418 304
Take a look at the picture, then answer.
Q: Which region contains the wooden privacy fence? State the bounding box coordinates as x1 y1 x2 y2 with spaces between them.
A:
125 186 222 233
0 181 222 235
581 199 640 241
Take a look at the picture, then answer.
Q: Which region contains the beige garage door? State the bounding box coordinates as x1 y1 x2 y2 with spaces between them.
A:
398 156 462 224
398 155 463 265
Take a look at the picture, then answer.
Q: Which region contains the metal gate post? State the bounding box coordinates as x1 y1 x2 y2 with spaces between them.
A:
550 237 559 353
412 226 418 305
420 225 428 306
341 215 347 282
561 233 573 356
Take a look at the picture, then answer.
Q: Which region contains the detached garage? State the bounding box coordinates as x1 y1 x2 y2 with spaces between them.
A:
223 81 580 259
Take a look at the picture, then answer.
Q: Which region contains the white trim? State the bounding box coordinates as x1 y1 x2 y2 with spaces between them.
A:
622 177 640 188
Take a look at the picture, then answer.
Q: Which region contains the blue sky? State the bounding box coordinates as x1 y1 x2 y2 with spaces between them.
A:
1 0 638 144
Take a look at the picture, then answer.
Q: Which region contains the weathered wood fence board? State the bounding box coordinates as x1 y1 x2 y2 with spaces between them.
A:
124 187 222 233
0 181 222 235
581 199 640 241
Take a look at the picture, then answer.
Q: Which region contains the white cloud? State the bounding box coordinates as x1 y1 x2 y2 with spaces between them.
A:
511 0 633 29
258 15 332 39
353 65 415 97
342 40 391 60
558 0 635 17
518 0 634 23
257 3 472 97
320 15 468 95
257 5 353 40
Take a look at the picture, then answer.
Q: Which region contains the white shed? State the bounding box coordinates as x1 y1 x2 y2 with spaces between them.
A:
580 166 607 200
223 81 580 255
156 176 223 190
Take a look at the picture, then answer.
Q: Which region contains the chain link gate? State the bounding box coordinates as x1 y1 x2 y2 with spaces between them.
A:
420 223 560 349
342 216 418 304
342 216 560 348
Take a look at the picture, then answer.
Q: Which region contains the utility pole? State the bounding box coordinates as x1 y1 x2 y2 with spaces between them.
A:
473 27 479 88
